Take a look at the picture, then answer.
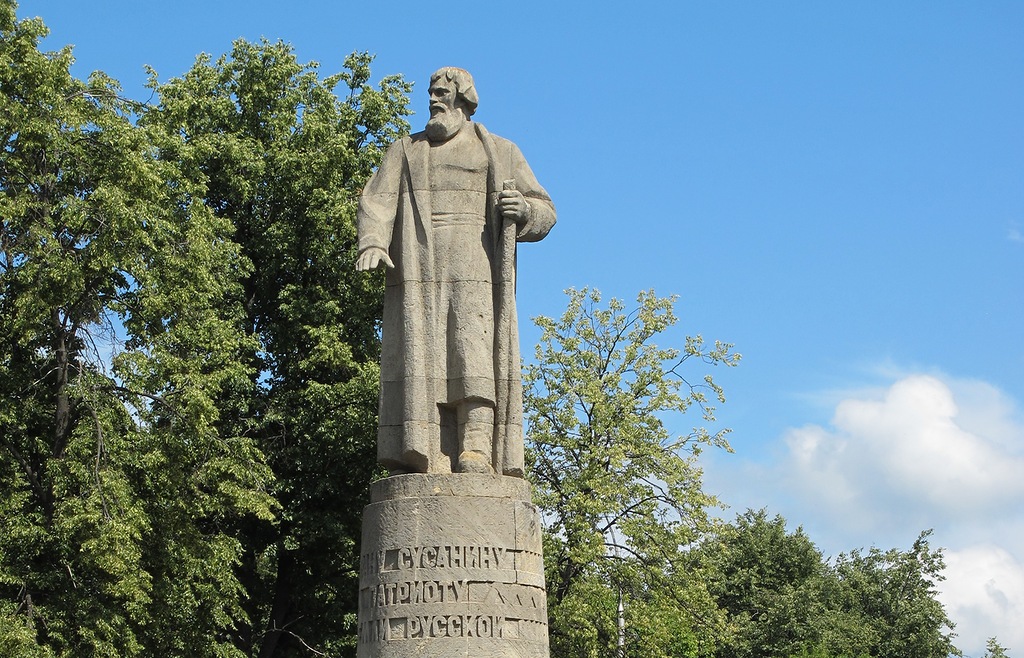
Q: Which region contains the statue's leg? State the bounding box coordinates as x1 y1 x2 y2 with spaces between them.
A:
456 399 495 474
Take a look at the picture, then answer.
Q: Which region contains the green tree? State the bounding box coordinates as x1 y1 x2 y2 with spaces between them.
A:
0 2 273 655
143 40 411 656
695 510 836 658
829 531 960 658
696 510 960 658
983 637 1010 658
523 287 741 658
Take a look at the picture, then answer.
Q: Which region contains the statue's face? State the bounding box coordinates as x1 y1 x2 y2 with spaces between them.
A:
426 77 468 143
428 80 460 118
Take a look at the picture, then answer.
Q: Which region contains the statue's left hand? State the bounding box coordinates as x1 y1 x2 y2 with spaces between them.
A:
498 189 531 225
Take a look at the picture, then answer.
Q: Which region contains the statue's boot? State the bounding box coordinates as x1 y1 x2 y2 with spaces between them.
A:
456 450 492 474
456 400 495 474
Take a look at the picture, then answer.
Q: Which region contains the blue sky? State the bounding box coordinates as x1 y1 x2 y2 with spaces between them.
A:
19 1 1023 654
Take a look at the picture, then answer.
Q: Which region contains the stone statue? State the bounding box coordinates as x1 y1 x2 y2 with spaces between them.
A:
356 67 555 478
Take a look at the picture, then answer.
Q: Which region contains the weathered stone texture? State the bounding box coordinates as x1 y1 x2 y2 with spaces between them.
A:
355 67 555 478
358 474 549 658
354 67 554 656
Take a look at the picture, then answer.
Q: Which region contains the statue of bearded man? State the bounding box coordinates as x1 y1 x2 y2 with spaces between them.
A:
355 67 556 478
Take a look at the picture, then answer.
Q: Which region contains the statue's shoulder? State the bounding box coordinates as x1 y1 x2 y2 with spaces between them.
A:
383 132 421 153
377 133 425 169
473 124 519 157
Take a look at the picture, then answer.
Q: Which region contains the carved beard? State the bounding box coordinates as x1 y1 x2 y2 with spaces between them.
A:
425 108 466 142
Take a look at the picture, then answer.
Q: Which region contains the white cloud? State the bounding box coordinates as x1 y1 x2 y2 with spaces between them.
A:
783 374 1024 520
941 544 1024 656
711 372 1024 657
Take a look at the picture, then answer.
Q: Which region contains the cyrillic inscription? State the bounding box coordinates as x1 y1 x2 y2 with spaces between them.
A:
358 614 506 641
360 544 514 576
360 579 468 607
358 543 548 645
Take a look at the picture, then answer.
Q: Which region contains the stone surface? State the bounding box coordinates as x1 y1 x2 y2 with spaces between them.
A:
357 474 549 658
355 66 556 477
355 68 554 657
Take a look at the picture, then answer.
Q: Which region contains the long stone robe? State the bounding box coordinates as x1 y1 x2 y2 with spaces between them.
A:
357 123 556 476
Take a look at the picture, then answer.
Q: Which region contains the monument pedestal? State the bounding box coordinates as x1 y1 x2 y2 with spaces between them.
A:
357 474 550 657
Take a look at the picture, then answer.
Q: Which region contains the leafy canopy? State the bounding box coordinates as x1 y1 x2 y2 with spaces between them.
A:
141 39 411 657
524 287 740 657
1 2 411 654
1 2 273 655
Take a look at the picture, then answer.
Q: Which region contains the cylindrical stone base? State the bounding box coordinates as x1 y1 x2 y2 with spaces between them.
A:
357 474 549 657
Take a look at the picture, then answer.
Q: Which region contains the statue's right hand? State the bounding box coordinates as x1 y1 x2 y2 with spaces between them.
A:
355 247 395 271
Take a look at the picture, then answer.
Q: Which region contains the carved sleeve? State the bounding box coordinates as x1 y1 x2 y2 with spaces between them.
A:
509 143 556 243
356 139 405 253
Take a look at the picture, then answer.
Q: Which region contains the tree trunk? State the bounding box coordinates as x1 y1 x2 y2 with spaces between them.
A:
258 547 296 658
52 310 72 460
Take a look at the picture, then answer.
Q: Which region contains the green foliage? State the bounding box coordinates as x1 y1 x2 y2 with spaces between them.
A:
984 637 1011 658
828 531 961 658
0 0 273 654
786 644 870 658
695 512 961 658
524 287 741 657
1 1 410 654
696 510 830 658
142 39 411 656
